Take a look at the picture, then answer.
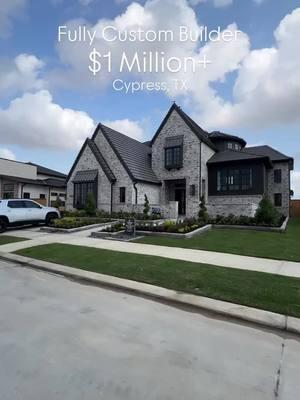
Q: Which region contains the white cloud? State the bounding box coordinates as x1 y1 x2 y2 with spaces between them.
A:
192 7 300 130
189 0 233 7
291 171 300 199
79 0 94 5
54 0 248 96
0 0 27 38
102 119 144 141
0 148 16 160
0 90 95 150
0 54 45 96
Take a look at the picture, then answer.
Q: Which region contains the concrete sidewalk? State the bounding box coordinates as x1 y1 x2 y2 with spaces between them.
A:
1 227 300 279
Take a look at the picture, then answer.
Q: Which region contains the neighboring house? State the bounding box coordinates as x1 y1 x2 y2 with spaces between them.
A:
0 158 67 206
66 103 294 218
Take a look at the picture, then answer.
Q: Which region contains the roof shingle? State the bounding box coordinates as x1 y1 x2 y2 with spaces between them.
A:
99 124 160 185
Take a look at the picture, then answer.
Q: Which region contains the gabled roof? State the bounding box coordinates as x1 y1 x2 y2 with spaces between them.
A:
67 137 116 183
209 131 246 147
244 145 293 164
151 103 216 150
27 162 67 179
207 149 273 167
98 124 161 185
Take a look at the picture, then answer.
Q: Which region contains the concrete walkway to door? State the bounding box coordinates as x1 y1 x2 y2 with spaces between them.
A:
1 226 300 279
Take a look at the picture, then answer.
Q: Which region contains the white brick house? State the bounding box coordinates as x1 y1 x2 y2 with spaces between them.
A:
66 103 294 218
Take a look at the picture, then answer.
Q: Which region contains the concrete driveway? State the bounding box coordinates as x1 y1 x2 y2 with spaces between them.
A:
0 260 299 400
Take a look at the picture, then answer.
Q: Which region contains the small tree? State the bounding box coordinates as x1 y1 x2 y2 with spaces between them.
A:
54 195 63 209
85 192 96 217
143 194 150 219
255 196 280 225
198 195 208 222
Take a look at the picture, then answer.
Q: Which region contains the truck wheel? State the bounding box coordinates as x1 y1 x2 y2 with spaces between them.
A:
45 213 58 226
0 218 7 233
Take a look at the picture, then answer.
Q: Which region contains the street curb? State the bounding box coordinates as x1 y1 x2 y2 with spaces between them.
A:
0 251 299 335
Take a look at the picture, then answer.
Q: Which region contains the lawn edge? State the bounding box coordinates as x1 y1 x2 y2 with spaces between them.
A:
1 251 299 336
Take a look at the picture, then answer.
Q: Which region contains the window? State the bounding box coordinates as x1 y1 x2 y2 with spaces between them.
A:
73 181 97 209
51 192 58 197
59 193 66 198
274 169 282 183
3 183 15 199
7 200 25 208
39 194 46 199
274 193 282 207
120 187 126 203
23 192 30 199
23 200 41 209
234 144 241 151
217 168 252 192
227 143 233 149
165 146 183 169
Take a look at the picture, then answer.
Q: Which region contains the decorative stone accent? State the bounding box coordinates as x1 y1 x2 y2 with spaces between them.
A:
266 161 291 216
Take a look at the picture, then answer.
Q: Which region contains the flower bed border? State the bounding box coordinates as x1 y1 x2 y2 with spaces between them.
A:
134 216 289 239
40 220 119 234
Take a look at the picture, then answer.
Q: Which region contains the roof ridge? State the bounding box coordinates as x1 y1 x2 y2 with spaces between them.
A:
87 139 116 182
100 123 150 149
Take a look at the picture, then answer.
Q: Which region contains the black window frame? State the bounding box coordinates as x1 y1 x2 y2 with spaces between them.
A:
217 167 253 193
164 146 183 170
39 194 46 199
119 187 126 203
23 192 30 199
274 193 282 207
274 169 282 184
73 180 97 209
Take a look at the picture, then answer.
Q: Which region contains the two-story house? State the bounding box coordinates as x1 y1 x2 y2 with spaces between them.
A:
66 103 294 218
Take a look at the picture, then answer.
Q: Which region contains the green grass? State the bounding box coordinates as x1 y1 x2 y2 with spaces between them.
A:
16 243 300 318
0 235 28 245
134 218 300 262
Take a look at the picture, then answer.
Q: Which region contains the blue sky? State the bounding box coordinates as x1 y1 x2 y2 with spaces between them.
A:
0 0 299 196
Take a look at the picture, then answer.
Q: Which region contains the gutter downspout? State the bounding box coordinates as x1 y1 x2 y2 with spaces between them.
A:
199 141 202 198
133 182 138 205
110 182 115 214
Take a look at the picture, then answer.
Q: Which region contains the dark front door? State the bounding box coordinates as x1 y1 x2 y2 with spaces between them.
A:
175 188 186 215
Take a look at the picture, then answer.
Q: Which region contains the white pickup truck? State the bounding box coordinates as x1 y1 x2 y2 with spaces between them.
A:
0 199 60 233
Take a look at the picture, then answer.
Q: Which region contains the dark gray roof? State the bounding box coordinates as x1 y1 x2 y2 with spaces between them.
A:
207 149 272 166
243 145 292 162
0 174 66 188
27 162 67 179
87 139 116 182
43 178 66 188
99 124 160 185
73 170 98 183
209 131 246 147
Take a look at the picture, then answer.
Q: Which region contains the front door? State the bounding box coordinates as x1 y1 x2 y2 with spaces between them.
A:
175 188 186 215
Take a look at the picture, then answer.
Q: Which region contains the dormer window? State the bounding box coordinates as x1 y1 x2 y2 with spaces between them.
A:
228 143 233 149
164 136 183 169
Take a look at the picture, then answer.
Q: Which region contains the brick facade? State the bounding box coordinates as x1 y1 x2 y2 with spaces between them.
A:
66 105 292 219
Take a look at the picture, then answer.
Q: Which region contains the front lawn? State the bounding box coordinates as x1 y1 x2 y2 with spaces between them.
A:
135 218 300 262
16 243 300 318
0 235 29 245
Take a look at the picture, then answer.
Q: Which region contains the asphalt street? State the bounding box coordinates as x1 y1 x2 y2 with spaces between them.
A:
0 259 299 400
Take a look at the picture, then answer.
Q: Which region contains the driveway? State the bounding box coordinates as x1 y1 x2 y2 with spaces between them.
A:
0 260 299 400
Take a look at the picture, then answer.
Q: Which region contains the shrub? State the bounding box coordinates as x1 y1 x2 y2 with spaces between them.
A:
85 193 96 217
143 194 150 218
51 217 112 229
255 196 281 225
198 195 208 223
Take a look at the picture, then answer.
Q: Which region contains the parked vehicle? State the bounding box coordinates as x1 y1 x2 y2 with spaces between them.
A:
0 199 60 233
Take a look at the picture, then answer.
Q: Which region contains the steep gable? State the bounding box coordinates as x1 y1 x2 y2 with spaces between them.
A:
151 103 216 150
